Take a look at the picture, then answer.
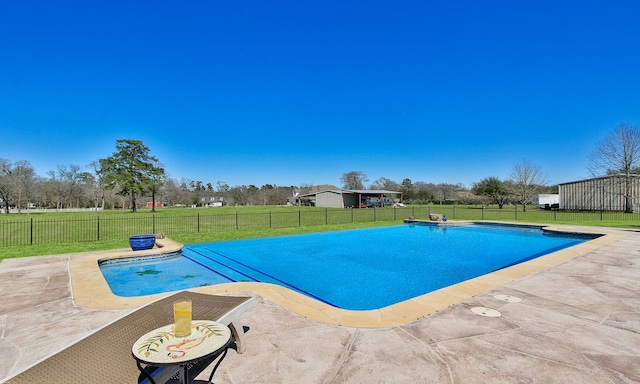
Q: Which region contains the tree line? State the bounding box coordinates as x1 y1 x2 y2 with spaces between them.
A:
0 140 297 213
0 148 552 213
2 122 639 213
342 161 554 212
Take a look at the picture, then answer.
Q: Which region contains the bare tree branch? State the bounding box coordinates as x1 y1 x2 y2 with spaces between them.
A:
588 122 640 212
509 159 547 211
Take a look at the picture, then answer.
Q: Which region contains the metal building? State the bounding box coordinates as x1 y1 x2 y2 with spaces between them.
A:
291 186 402 208
558 175 640 211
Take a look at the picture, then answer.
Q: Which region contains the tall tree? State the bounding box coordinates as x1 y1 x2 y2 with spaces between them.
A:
413 181 434 203
0 159 35 213
45 169 64 209
400 178 415 202
341 171 368 190
89 160 108 209
589 122 640 213
215 181 228 191
509 159 547 211
161 178 185 207
472 177 510 208
99 139 164 212
147 165 166 212
78 171 100 209
433 183 461 204
54 164 83 208
371 177 400 191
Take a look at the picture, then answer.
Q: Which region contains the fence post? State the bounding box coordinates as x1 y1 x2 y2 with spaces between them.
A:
153 214 156 233
515 205 518 220
351 207 354 222
394 207 396 220
325 208 328 225
30 218 33 245
374 207 377 221
482 206 485 220
97 216 100 241
197 213 201 232
269 211 272 228
235 212 239 230
298 209 301 226
453 205 456 219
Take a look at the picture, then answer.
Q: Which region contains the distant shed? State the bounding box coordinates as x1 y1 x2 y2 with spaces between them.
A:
291 186 402 208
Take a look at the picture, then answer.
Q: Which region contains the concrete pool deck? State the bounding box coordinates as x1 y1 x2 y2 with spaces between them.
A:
1 224 640 382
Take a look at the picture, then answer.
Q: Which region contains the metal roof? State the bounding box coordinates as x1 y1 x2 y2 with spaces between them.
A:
558 174 640 185
294 189 401 198
341 189 401 194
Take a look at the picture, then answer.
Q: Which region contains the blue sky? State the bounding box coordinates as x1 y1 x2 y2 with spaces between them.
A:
2 1 639 189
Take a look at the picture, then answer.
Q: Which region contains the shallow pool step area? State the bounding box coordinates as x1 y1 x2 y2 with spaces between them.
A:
182 247 261 283
181 247 334 305
182 247 296 287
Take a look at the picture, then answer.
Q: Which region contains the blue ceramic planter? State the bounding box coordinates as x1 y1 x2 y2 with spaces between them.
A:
129 234 156 251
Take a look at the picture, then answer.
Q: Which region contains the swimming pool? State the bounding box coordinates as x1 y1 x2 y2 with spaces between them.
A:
99 223 598 310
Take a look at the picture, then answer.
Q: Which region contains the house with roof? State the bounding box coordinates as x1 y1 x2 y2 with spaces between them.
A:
200 196 224 207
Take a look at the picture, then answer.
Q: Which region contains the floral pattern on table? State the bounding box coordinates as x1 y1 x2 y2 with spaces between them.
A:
132 321 231 364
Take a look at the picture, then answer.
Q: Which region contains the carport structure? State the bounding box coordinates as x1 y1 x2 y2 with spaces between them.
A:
294 188 402 208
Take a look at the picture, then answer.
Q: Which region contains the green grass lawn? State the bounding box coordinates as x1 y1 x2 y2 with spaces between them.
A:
1 204 638 261
0 220 398 260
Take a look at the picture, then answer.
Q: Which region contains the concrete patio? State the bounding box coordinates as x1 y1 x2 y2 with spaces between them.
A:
1 225 639 383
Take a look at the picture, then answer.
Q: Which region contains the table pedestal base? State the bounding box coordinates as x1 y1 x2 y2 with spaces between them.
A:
136 347 228 384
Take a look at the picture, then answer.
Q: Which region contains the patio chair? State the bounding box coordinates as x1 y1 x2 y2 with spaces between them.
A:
4 291 256 384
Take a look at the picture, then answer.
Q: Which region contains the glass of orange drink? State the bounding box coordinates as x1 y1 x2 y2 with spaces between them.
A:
173 299 192 337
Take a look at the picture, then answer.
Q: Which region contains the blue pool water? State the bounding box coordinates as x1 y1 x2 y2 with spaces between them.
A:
100 223 597 310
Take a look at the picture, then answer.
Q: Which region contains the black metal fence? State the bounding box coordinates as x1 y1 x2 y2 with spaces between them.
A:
1 206 639 247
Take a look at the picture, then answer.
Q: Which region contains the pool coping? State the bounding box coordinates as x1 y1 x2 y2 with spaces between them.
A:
70 223 621 328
